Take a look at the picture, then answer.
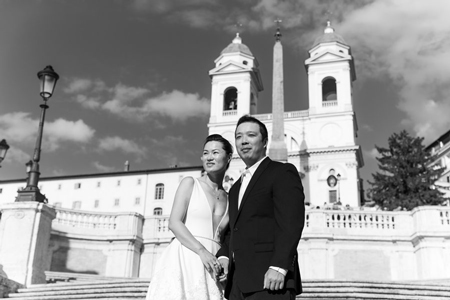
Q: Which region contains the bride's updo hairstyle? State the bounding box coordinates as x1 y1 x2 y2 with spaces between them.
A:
203 134 233 168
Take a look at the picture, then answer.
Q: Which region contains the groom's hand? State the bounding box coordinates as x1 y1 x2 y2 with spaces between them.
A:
217 257 229 282
264 269 285 290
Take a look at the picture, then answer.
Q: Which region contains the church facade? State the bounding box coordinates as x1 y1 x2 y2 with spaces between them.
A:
209 22 364 208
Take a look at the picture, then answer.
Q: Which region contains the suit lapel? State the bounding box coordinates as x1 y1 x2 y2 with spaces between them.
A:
229 179 241 228
234 157 271 224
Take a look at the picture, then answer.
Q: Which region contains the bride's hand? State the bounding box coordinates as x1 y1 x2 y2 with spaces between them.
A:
198 248 222 278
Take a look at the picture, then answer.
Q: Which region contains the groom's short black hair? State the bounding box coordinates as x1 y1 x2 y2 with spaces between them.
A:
236 115 268 144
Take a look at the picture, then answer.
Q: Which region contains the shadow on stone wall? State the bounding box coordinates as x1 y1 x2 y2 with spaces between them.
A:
50 236 105 276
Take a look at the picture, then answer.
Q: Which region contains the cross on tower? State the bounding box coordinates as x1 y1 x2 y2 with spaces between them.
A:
274 18 282 40
326 10 333 25
235 22 243 34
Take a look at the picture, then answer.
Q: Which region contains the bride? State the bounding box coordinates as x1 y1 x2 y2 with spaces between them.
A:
146 134 233 300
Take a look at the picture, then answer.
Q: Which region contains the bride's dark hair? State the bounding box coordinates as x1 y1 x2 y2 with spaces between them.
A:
203 134 233 156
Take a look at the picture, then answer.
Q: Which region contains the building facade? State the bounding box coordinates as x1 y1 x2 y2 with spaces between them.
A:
0 166 203 217
426 129 450 199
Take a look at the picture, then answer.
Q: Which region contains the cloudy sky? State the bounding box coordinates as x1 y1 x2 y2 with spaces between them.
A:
1 0 449 192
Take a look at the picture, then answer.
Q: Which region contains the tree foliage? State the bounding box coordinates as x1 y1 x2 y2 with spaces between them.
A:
368 130 445 211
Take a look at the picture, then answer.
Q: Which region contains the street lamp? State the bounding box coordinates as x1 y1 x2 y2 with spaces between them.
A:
0 139 10 167
15 66 59 203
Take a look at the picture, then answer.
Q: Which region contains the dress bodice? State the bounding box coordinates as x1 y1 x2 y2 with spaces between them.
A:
184 178 228 242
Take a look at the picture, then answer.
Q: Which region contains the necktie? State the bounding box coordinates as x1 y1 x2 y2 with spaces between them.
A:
238 169 251 208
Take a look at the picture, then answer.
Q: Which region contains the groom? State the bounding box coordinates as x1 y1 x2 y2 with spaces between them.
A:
217 115 305 300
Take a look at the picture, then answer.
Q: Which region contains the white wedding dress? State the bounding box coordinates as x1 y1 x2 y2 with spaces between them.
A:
146 177 228 300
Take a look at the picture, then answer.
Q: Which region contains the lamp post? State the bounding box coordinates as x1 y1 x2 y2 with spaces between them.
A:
15 66 59 203
0 139 10 167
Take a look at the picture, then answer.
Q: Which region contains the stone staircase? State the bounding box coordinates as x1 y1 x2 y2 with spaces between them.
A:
6 279 450 299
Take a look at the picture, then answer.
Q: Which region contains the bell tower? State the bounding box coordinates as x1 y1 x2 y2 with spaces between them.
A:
305 21 356 116
208 34 263 140
303 22 364 207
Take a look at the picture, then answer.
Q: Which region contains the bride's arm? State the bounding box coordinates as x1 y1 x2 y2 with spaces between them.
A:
168 177 220 275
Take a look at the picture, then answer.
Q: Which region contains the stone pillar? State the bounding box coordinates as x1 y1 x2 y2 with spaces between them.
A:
269 27 288 162
0 202 56 286
105 240 142 277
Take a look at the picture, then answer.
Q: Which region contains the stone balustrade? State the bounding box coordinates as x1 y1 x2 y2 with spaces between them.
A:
322 100 338 107
254 110 309 121
51 206 143 239
222 110 237 116
6 205 447 281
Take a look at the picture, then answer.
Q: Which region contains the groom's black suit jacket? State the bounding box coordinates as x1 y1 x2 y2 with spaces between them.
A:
217 157 305 297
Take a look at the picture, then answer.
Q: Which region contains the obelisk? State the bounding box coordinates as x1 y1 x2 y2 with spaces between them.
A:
268 22 288 162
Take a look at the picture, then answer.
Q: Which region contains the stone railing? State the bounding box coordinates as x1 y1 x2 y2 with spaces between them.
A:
254 110 309 121
307 210 397 230
51 206 143 239
440 209 450 225
304 206 450 238
222 110 237 116
322 100 338 107
54 208 118 230
142 215 174 242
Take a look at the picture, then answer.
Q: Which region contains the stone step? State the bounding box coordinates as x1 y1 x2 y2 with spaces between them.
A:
17 280 150 293
8 279 450 300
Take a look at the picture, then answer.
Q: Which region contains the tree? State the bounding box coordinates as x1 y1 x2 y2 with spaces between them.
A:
368 130 445 211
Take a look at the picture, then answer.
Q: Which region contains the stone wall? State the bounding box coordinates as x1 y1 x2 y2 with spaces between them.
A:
14 205 450 282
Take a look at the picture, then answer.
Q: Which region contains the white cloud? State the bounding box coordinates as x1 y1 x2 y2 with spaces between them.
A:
336 0 450 142
143 90 210 122
0 112 95 152
45 119 95 150
0 112 37 144
63 78 94 94
97 136 147 159
65 78 210 123
92 161 117 173
3 146 30 164
361 124 373 132
131 0 219 13
74 95 102 109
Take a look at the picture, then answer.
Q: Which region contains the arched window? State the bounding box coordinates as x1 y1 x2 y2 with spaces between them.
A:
155 183 164 200
322 77 337 101
72 201 81 210
224 87 237 110
154 207 163 215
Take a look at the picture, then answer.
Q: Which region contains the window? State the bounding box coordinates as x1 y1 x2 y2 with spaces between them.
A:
117 180 121 186
329 190 337 203
155 183 164 200
0 188 2 194
154 207 163 215
94 200 99 208
58 184 61 190
74 183 81 189
135 197 141 205
224 87 238 110
97 181 101 188
322 77 337 101
72 201 81 209
137 178 142 185
114 199 120 206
